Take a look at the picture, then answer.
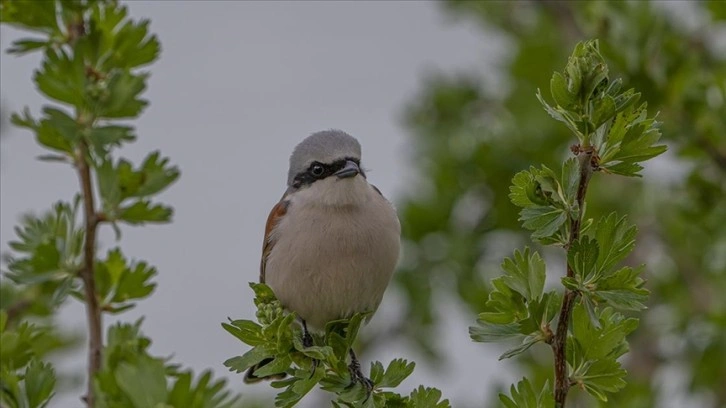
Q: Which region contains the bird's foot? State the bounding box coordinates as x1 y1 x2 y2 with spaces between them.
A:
302 328 314 348
348 349 374 399
301 320 319 379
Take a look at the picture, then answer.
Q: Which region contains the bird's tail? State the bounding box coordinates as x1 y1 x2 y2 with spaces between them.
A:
243 358 288 383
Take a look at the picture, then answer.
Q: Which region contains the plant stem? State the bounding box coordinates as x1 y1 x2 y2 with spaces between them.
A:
553 148 595 407
76 141 103 407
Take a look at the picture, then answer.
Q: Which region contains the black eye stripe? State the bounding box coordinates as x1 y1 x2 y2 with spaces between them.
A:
291 157 362 189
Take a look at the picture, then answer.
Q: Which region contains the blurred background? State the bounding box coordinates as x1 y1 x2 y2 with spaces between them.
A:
1 1 725 407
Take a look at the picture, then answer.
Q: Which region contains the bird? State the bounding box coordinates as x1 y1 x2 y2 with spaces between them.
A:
244 129 401 388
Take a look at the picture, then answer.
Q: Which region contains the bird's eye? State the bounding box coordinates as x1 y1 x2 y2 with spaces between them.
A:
310 163 325 177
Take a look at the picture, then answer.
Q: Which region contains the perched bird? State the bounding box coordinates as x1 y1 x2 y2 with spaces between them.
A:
245 130 401 386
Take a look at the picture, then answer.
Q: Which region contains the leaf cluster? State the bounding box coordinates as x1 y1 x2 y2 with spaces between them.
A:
536 40 666 177
469 249 561 360
399 1 724 406
223 283 450 408
5 0 178 228
509 159 581 244
563 213 649 319
499 378 554 408
94 320 241 408
0 311 58 408
0 1 201 406
470 39 662 406
4 199 84 301
566 306 638 402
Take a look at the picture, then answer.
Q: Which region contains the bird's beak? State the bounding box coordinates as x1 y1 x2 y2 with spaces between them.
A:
335 160 360 179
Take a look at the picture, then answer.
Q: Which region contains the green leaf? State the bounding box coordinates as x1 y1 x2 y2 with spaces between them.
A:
408 386 451 408
510 169 543 207
574 358 627 402
594 266 649 311
568 305 638 401
599 103 667 177
519 206 567 240
324 312 370 351
5 241 62 284
536 90 583 140
500 248 546 301
14 107 82 155
10 106 38 129
7 38 48 55
292 335 333 360
560 158 579 206
581 294 602 330
24 359 56 408
223 346 274 374
591 95 616 130
567 236 599 284
274 368 325 408
95 248 157 310
376 359 415 388
114 260 157 303
0 1 59 33
496 291 560 360
251 282 277 303
89 3 161 70
571 305 638 362
550 71 576 108
94 70 149 118
97 152 179 221
33 48 86 108
592 213 637 275
87 125 136 153
253 355 291 378
222 320 264 346
133 152 181 197
167 370 239 408
470 320 521 343
115 358 168 408
119 201 173 224
498 336 540 360
499 378 554 408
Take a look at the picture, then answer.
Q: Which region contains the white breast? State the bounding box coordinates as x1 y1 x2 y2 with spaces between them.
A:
265 176 401 330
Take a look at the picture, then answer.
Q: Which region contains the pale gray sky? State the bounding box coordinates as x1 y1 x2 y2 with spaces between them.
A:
1 2 514 406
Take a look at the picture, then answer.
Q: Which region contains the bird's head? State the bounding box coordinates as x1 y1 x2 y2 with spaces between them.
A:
287 130 371 207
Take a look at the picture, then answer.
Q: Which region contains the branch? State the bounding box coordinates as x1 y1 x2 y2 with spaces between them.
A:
76 140 103 407
552 147 595 407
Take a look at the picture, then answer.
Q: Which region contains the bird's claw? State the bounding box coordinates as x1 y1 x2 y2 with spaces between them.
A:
348 350 374 399
302 329 314 348
301 320 319 379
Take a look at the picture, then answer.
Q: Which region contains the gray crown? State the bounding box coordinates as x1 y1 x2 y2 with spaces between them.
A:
287 130 362 186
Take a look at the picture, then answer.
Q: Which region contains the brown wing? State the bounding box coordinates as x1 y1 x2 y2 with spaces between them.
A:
246 197 290 383
260 198 289 283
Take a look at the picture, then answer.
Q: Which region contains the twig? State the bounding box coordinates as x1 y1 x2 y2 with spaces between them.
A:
552 148 595 407
76 140 103 407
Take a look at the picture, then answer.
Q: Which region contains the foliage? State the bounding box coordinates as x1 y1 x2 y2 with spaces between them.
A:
0 0 238 406
391 1 725 407
94 320 239 408
223 283 450 408
468 39 664 406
